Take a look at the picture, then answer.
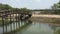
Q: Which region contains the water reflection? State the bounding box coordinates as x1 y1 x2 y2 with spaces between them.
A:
17 23 53 34
0 20 32 34
0 20 60 34
17 22 60 34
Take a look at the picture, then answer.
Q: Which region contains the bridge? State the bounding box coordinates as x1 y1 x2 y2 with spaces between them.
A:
0 10 32 34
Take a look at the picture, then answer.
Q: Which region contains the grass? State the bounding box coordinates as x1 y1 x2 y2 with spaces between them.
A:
30 17 60 24
0 19 11 26
0 17 13 26
0 20 2 25
0 17 18 26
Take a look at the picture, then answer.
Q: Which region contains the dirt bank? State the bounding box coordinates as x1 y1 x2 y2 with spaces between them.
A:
30 14 60 24
32 14 60 18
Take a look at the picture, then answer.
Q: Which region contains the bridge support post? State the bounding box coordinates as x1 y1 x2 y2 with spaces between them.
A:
10 11 12 32
2 16 4 34
5 16 7 33
18 14 20 28
13 14 15 33
16 13 17 29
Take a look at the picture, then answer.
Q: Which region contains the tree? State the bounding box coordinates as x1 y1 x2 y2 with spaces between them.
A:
51 1 60 14
0 3 12 10
0 3 31 13
20 8 31 13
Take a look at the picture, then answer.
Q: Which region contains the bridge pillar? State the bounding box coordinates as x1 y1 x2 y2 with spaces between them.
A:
2 16 4 34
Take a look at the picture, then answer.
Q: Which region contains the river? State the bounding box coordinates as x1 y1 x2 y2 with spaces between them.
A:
16 22 60 34
0 21 60 34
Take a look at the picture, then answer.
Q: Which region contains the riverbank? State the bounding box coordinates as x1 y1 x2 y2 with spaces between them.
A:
30 14 60 26
30 17 60 26
32 14 60 18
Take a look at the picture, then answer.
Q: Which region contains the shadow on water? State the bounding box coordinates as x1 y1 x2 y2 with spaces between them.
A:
0 20 32 34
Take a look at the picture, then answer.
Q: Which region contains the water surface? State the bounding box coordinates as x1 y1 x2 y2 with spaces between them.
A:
17 22 60 34
0 21 60 34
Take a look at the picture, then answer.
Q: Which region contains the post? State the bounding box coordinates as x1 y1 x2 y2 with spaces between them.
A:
2 16 4 34
18 14 20 28
10 11 12 32
5 15 7 32
16 13 17 29
13 13 15 33
5 12 8 33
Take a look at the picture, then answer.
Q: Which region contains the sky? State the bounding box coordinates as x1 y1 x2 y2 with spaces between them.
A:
0 0 59 9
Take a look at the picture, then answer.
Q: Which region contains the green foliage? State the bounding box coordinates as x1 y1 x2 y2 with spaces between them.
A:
0 3 31 13
52 1 60 14
0 3 12 10
20 8 31 13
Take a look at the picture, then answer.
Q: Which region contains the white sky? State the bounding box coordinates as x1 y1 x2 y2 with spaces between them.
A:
0 0 59 9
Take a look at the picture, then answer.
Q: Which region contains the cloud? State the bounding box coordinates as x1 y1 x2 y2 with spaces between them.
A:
33 0 41 2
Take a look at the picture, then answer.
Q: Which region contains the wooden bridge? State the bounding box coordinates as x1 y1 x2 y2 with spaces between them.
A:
0 10 32 19
0 10 32 34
